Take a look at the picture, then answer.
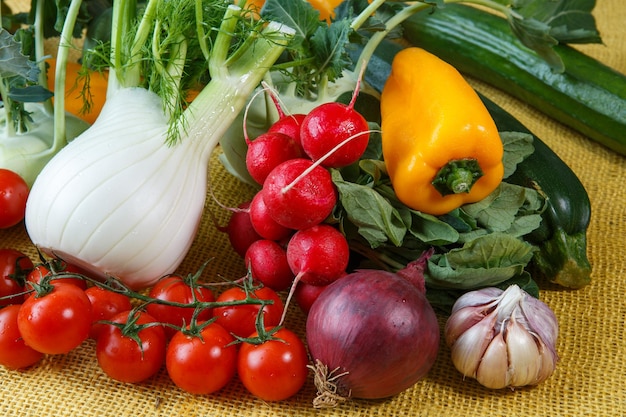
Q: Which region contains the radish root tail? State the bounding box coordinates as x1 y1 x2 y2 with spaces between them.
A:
309 359 350 409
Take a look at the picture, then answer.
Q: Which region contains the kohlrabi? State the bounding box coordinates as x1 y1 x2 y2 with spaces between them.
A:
25 0 294 289
0 0 90 187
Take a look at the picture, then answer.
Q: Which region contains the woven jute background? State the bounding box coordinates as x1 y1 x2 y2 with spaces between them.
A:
1 1 625 416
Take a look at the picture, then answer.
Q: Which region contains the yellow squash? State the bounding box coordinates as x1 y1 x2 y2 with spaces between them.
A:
381 47 504 216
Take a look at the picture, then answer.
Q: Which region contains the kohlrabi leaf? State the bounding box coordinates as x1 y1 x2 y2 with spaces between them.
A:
261 0 322 49
310 19 352 83
8 85 54 102
508 0 601 71
0 29 39 82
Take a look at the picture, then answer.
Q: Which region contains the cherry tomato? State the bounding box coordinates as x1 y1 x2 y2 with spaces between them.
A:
0 305 44 369
145 274 215 338
26 261 89 290
0 169 29 229
17 282 92 354
237 327 309 401
96 310 166 383
84 286 133 340
166 322 237 394
213 286 284 338
0 248 33 306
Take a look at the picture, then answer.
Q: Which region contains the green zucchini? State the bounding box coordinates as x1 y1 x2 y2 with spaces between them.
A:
358 40 592 288
482 95 592 289
402 3 626 156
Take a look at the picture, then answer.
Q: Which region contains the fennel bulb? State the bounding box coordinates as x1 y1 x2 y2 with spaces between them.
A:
24 0 294 289
25 88 208 289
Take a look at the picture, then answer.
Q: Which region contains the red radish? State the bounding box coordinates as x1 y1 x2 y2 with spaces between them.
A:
286 224 349 286
268 113 307 152
279 224 349 326
248 191 293 241
225 201 262 257
262 81 307 153
245 131 302 185
295 281 328 314
245 239 294 291
306 250 439 405
262 158 336 230
299 81 370 168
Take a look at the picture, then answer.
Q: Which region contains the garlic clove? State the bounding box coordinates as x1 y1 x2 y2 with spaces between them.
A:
450 311 497 377
475 332 509 389
505 314 542 387
444 304 488 346
519 293 559 354
450 287 503 314
535 338 558 385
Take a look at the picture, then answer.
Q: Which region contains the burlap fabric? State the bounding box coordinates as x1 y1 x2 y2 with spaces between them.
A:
1 1 625 416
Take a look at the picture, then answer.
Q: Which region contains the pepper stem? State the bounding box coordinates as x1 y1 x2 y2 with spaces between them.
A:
432 158 483 196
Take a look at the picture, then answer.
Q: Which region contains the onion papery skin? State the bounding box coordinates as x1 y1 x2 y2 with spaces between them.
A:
24 88 209 289
306 269 440 400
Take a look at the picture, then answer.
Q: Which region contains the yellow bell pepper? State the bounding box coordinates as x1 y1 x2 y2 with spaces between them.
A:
380 47 504 216
244 0 343 22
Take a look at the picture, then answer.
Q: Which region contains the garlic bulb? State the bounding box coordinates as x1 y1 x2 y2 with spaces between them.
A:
444 285 558 389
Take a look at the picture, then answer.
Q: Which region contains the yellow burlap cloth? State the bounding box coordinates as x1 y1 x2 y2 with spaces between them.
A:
1 1 625 416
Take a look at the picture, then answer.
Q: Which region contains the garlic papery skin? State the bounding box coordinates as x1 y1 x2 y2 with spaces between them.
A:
445 285 559 389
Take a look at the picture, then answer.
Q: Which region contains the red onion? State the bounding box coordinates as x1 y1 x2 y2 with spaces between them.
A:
306 250 440 407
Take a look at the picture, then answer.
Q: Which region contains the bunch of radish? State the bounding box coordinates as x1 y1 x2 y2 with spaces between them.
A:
227 82 371 315
226 83 440 407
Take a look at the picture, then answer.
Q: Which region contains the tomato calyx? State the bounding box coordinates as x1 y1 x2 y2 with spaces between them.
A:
102 308 164 354
232 311 284 346
6 255 32 288
178 258 213 291
25 275 56 298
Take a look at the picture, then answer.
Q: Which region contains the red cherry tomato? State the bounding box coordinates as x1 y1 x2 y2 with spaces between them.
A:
0 169 29 229
166 322 237 394
0 304 44 369
26 261 88 290
96 310 166 383
213 286 284 338
0 248 33 306
237 327 309 401
84 286 133 340
17 282 92 354
145 274 215 338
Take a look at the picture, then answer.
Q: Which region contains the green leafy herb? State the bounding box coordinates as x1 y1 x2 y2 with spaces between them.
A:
425 233 536 290
507 0 601 71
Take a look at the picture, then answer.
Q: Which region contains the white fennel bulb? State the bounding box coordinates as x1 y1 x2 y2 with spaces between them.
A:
25 88 208 289
24 1 294 289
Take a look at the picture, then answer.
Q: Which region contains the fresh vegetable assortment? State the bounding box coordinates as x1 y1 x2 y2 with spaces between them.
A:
0 0 617 410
